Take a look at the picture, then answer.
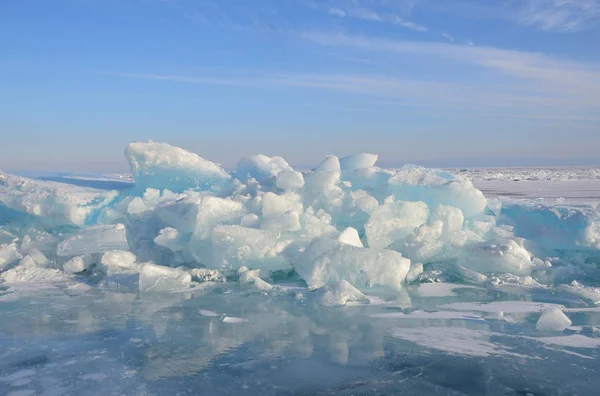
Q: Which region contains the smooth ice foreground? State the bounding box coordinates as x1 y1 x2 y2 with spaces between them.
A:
2 142 600 395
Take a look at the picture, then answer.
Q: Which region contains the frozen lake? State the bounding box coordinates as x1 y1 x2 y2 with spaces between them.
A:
2 157 600 396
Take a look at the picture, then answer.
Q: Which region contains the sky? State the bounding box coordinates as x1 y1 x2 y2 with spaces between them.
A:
1 0 600 172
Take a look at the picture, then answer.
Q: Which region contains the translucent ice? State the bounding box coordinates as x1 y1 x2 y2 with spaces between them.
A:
387 165 487 218
0 243 21 271
315 155 341 172
337 227 363 247
365 201 429 249
276 170 305 190
1 256 70 283
99 250 139 275
210 225 289 271
536 308 572 332
236 154 292 182
295 238 410 289
260 210 301 232
315 280 369 306
56 224 129 257
126 141 231 193
63 254 95 274
154 227 188 252
138 262 192 292
457 239 533 276
339 153 378 171
2 141 599 303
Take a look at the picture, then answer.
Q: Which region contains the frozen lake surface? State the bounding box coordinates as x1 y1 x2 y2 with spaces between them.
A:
2 148 600 395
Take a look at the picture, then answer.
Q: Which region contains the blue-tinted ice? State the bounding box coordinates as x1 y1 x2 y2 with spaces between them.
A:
1 142 600 395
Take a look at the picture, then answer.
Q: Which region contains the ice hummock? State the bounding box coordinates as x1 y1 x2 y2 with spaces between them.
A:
1 140 599 293
2 144 600 394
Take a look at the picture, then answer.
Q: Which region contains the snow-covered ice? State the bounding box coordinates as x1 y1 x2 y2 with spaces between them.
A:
1 143 600 394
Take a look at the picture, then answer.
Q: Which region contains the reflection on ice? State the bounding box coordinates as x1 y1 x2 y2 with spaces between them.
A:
0 284 599 395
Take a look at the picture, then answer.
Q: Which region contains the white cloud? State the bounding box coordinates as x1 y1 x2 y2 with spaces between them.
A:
315 1 428 32
328 8 346 17
516 0 600 32
297 31 600 114
104 64 600 122
442 33 455 42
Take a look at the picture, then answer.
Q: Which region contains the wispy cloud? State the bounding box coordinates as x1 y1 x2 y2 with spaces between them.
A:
299 31 600 93
309 1 428 32
103 65 600 122
406 0 600 33
441 33 455 42
515 0 600 32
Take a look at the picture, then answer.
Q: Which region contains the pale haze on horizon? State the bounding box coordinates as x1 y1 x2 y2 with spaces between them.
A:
1 0 599 173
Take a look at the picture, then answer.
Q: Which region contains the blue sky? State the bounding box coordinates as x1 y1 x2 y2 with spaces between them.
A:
1 0 599 172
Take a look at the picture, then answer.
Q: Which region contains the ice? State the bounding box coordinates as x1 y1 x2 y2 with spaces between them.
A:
339 153 378 171
315 155 341 172
405 262 424 283
0 243 21 270
559 281 600 304
337 227 363 247
365 201 429 249
260 210 301 232
1 256 70 283
99 250 139 275
431 205 464 235
0 172 118 226
138 262 192 292
276 170 305 190
390 327 520 358
536 308 572 332
236 154 293 182
56 224 129 256
222 316 249 324
210 225 289 271
457 238 533 276
295 238 410 289
126 141 231 193
199 309 220 317
414 282 481 297
4 142 600 393
261 192 303 217
63 254 95 274
315 280 369 306
387 165 487 218
155 197 203 233
189 268 225 283
501 203 600 250
153 227 188 252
